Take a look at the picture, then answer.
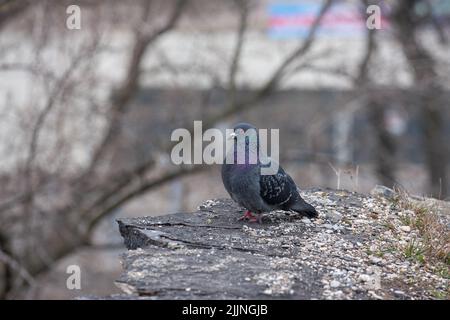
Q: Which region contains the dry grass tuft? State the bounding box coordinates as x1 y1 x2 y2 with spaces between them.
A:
393 188 450 267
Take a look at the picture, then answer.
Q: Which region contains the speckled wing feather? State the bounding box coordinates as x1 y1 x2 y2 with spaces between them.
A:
259 165 296 208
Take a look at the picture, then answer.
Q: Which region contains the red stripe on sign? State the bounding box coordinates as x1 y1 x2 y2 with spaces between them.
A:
269 15 390 27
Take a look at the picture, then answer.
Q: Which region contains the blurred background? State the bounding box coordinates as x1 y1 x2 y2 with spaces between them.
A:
0 0 449 299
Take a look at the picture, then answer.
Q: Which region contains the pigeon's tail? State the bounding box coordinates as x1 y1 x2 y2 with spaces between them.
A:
290 199 318 218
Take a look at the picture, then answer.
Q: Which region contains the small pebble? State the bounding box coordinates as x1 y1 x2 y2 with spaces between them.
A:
400 226 411 233
330 280 340 288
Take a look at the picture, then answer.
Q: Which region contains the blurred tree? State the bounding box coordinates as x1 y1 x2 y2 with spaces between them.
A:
357 0 397 187
392 0 449 198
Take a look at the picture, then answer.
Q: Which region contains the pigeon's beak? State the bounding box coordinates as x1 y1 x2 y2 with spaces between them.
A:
228 132 237 140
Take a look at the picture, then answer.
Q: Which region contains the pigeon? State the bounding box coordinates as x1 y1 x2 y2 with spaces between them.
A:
221 123 318 223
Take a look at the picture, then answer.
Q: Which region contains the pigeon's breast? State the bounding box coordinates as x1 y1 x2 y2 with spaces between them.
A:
226 165 269 213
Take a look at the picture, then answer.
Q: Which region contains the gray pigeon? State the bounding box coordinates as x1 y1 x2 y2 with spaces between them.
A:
221 123 318 223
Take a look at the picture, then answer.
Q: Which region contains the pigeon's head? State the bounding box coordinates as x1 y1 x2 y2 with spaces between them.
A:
227 123 260 164
229 123 258 143
233 122 257 132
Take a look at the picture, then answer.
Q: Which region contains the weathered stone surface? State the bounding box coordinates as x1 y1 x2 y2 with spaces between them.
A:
115 189 449 300
370 185 396 200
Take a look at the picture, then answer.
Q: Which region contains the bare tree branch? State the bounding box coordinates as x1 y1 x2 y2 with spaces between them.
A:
227 0 249 106
0 248 35 288
85 164 204 234
86 0 188 173
0 0 31 30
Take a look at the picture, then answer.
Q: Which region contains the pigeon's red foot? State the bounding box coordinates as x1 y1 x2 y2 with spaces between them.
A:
238 210 262 223
238 210 254 221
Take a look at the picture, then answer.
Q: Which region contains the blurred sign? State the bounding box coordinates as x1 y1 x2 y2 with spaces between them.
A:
267 1 377 39
267 0 450 39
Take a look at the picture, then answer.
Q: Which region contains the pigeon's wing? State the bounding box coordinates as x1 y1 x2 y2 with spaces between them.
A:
259 164 297 207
